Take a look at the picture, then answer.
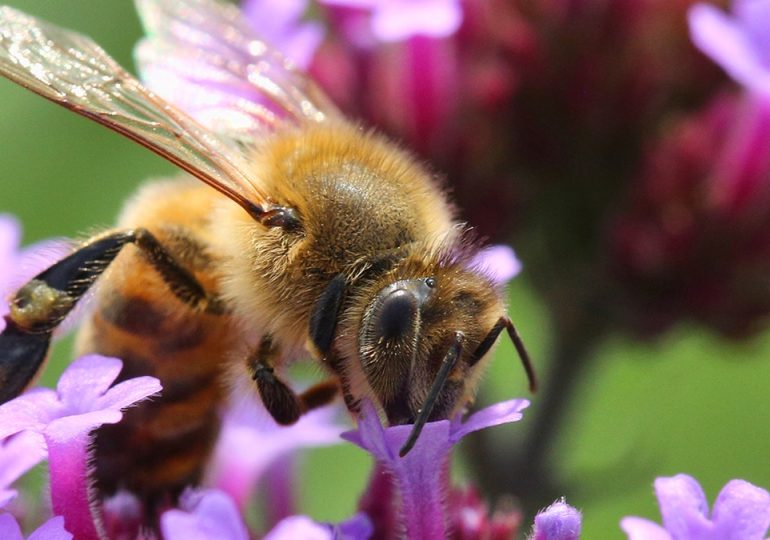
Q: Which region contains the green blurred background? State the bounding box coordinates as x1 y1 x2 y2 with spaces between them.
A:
1 2 769 537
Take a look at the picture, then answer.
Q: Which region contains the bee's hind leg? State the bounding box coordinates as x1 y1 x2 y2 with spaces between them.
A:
0 228 217 404
249 335 339 425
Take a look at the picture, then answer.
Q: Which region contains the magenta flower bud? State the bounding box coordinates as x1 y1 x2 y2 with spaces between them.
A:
449 485 522 540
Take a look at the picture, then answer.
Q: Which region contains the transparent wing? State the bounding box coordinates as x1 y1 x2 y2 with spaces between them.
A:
135 0 340 142
0 6 271 215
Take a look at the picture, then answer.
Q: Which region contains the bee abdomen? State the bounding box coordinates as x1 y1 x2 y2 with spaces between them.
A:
77 276 233 503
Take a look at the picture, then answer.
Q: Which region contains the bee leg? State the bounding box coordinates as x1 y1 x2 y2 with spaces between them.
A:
297 379 339 412
0 228 216 404
249 335 302 425
249 337 340 424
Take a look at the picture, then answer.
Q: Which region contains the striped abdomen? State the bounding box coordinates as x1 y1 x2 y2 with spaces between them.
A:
74 179 238 504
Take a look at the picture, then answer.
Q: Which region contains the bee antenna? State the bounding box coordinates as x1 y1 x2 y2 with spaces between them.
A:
399 331 465 457
503 316 537 393
468 316 537 393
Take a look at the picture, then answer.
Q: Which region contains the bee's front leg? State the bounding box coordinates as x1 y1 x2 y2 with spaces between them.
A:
0 228 217 403
248 335 339 425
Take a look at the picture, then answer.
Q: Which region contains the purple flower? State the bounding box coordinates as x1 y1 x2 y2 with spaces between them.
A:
621 474 770 539
321 0 462 43
0 514 72 540
265 513 373 540
161 488 372 540
207 391 346 511
161 490 250 540
689 0 770 96
343 398 529 539
529 500 582 540
0 355 161 540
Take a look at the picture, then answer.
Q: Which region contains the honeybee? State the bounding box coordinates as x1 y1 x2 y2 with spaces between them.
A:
0 0 534 512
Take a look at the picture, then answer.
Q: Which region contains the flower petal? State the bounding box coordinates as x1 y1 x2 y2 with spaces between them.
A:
654 474 711 537
55 355 123 409
710 479 770 539
161 490 249 540
0 513 23 540
0 389 60 439
341 400 398 462
734 0 770 63
0 215 21 290
450 399 530 443
264 516 332 540
619 517 672 540
44 410 123 444
28 516 73 540
0 431 46 492
688 3 770 96
96 376 162 412
334 512 374 539
372 0 462 41
469 245 523 285
343 401 453 539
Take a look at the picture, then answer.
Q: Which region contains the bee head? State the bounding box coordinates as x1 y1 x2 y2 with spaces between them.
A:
355 266 536 455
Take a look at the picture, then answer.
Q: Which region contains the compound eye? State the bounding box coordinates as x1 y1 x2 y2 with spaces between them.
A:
376 289 418 341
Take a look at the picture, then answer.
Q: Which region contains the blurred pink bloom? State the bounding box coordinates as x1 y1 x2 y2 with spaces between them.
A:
689 0 770 96
449 486 522 539
207 392 346 511
321 0 462 42
610 90 770 336
469 245 523 285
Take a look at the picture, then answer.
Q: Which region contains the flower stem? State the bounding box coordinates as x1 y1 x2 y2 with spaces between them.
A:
46 432 102 540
